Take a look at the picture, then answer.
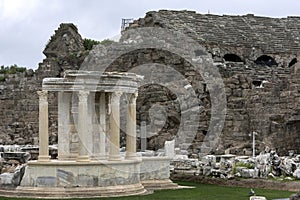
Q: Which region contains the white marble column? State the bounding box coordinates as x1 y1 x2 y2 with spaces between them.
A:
140 121 147 152
37 90 50 162
77 90 90 162
58 92 71 160
99 92 107 159
126 93 138 159
87 92 95 159
109 92 122 161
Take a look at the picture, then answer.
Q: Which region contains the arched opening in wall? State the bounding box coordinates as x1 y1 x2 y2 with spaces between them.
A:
252 80 262 87
288 58 297 67
223 54 243 62
254 55 278 66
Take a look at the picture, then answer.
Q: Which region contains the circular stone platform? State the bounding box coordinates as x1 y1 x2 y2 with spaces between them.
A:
3 159 148 199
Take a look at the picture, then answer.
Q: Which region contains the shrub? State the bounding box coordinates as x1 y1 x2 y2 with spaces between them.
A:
83 38 100 50
0 76 5 82
0 65 26 74
99 39 114 46
83 38 114 50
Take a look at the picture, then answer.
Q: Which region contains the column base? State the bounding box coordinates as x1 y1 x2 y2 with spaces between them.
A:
108 155 122 161
125 152 137 160
58 155 77 161
76 155 90 162
38 155 51 162
90 154 107 161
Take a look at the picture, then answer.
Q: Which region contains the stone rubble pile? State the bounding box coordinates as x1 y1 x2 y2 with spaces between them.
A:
0 144 58 188
0 146 29 188
171 147 300 180
290 191 300 200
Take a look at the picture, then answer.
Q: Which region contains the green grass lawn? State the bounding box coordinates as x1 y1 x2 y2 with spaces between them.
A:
0 181 295 200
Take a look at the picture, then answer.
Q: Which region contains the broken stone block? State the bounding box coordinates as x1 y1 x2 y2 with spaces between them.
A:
293 168 300 179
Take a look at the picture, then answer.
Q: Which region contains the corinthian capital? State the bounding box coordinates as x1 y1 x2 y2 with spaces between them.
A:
110 91 122 103
128 92 138 104
78 90 90 102
37 90 48 102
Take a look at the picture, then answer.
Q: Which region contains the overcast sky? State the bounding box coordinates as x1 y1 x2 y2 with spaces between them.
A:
1 0 300 69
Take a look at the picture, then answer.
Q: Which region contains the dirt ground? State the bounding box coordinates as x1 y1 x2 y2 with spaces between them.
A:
171 174 300 192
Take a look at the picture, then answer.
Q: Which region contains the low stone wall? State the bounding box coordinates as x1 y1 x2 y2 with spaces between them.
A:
0 153 181 198
14 159 147 198
140 157 170 181
140 156 178 189
20 160 141 187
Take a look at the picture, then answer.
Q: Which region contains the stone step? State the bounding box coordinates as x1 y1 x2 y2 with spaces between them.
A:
141 179 179 190
2 183 148 199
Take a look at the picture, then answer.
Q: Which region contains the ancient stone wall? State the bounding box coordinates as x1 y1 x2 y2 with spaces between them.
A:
0 23 86 145
105 46 300 155
125 10 300 155
0 12 299 156
113 51 210 151
0 71 39 145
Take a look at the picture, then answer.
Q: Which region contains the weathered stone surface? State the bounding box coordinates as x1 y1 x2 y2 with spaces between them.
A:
0 165 26 187
126 10 300 155
290 191 300 200
171 148 300 180
293 169 300 179
140 157 171 181
164 140 175 158
20 161 142 188
43 23 85 58
0 173 14 186
1 152 30 163
0 11 300 157
239 168 256 178
36 176 56 187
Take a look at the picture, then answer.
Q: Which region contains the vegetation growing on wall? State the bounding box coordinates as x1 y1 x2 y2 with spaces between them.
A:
99 39 115 46
0 76 5 82
83 38 114 50
0 65 27 82
233 161 255 175
0 65 26 74
83 38 100 50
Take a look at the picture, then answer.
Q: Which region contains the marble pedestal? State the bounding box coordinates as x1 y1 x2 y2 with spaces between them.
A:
15 159 146 198
140 157 178 190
